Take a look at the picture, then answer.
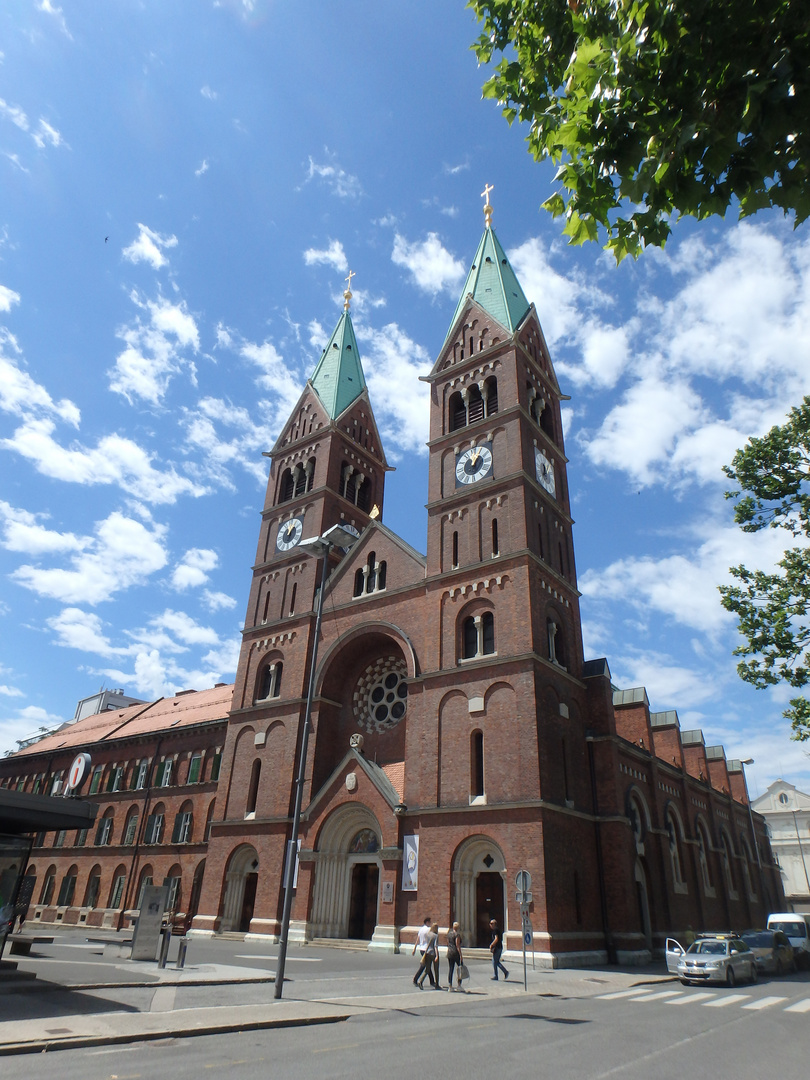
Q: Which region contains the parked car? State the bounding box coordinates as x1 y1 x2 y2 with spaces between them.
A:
674 934 758 986
767 913 810 970
740 929 795 975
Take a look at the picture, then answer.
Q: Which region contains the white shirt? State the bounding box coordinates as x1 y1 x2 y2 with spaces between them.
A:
416 924 431 953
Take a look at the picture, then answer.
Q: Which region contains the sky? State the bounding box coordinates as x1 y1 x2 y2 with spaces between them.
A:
1 0 809 797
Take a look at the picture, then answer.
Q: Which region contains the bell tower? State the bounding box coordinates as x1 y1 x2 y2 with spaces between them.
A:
423 189 583 676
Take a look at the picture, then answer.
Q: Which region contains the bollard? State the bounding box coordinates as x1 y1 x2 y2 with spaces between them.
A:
176 935 189 969
158 925 172 969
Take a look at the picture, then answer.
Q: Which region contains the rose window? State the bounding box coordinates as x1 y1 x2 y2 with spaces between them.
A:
352 655 408 733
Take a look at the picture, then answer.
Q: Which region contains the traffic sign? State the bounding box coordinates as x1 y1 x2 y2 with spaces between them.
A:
516 890 533 906
515 869 532 893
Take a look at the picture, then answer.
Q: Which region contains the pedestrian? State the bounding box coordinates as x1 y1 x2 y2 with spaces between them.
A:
489 919 509 981
446 921 463 991
414 922 440 988
412 916 431 964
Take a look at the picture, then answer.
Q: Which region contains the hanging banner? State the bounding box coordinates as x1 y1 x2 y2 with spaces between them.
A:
401 834 419 891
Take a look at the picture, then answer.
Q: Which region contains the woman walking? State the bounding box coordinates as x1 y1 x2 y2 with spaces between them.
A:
413 921 440 988
446 921 464 991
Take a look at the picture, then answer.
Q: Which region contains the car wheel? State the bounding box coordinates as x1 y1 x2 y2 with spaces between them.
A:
750 963 758 984
726 966 736 988
680 978 691 986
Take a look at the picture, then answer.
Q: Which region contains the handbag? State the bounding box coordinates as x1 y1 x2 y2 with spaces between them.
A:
458 962 470 981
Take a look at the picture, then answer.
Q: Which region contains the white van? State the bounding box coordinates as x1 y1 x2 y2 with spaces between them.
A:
767 913 810 969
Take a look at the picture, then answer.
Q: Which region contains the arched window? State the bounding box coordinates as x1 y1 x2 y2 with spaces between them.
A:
94 809 115 847
449 390 467 431
144 804 165 845
547 617 567 668
467 384 485 424
461 611 495 660
279 468 295 503
246 759 261 817
452 530 459 568
256 660 283 701
108 866 127 909
740 834 756 898
171 801 194 844
628 794 646 848
353 553 387 597
491 518 499 556
697 821 713 893
123 807 139 846
471 730 484 799
204 799 216 841
484 376 498 416
39 865 57 905
83 865 102 908
56 865 78 906
163 864 183 912
666 809 686 889
136 866 154 908
720 831 736 896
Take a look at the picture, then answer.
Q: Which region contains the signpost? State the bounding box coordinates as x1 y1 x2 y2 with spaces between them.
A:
516 869 533 990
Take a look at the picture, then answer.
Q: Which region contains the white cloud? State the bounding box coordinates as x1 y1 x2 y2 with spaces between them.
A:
200 86 218 100
304 239 348 274
3 417 206 504
3 153 29 174
47 607 126 656
443 162 469 175
304 152 361 199
195 158 209 176
0 98 29 131
13 512 168 605
0 333 80 425
0 501 86 555
171 548 218 590
0 684 23 698
38 0 72 39
0 284 20 311
202 589 237 612
122 223 178 270
355 320 432 457
148 609 220 646
32 119 63 149
391 232 465 297
109 294 199 405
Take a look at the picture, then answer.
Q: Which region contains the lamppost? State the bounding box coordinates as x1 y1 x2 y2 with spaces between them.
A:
740 758 765 901
273 523 357 1001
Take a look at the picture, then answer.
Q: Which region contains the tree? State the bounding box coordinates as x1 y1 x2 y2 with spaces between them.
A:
719 398 810 741
470 0 810 261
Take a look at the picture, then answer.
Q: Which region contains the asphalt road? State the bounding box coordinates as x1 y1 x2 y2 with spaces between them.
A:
3 929 808 1080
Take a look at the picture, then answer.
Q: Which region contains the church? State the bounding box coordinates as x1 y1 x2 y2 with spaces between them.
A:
1 197 782 965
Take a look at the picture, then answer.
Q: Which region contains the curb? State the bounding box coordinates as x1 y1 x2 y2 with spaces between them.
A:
0 974 276 995
0 1012 350 1056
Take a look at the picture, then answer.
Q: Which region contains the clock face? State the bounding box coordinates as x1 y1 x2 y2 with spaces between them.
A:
455 443 493 486
535 447 556 497
276 517 304 551
341 524 360 538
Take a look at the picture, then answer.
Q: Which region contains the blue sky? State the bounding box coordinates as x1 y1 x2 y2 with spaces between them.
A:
1 1 809 796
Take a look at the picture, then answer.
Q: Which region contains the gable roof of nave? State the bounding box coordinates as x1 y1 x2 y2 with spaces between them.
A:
305 746 404 822
323 519 426 603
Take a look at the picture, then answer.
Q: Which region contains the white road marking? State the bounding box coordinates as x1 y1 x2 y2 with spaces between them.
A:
704 994 750 1007
785 998 810 1013
741 996 787 1010
233 954 321 962
597 988 655 1000
634 990 683 1002
667 992 715 1005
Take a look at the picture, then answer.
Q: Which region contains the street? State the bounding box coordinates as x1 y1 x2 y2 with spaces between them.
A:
1 930 808 1078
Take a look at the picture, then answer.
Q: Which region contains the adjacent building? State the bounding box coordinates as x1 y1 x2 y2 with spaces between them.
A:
753 780 810 913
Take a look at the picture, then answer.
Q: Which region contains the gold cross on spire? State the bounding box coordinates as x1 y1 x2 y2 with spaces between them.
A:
343 269 355 311
481 183 494 228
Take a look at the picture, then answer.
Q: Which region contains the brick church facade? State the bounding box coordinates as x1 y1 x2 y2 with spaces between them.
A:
1 204 783 963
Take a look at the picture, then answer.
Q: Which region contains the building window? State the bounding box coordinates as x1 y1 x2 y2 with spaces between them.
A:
156 759 173 787
144 811 164 845
778 792 789 805
74 828 88 848
211 750 222 782
172 809 193 844
134 760 150 790
353 552 386 597
187 752 203 784
452 530 459 568
109 873 126 910
720 832 736 897
461 611 495 660
56 870 77 907
83 871 101 908
491 518 499 556
340 462 371 510
697 823 713 893
40 871 56 906
136 873 153 908
471 730 484 800
111 765 125 792
123 810 139 846
164 874 182 912
95 815 114 847
666 810 686 891
54 830 67 849
88 765 103 795
547 618 567 668
246 760 261 818
257 661 283 701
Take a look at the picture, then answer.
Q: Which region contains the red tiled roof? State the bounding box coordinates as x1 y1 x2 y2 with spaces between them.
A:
10 684 235 757
382 761 405 801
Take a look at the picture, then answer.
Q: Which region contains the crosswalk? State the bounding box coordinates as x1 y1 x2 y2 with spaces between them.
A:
596 985 810 1015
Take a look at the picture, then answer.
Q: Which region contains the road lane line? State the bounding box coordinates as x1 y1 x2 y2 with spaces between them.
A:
704 994 750 1007
667 992 715 1005
634 990 683 1002
741 996 787 1010
785 999 810 1013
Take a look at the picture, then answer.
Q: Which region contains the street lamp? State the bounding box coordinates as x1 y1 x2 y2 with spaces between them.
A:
740 758 765 900
273 523 357 1001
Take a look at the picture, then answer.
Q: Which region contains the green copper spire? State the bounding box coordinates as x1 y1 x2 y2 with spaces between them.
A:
310 276 366 419
443 188 530 346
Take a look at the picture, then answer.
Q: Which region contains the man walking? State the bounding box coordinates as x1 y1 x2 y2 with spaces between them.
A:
489 919 509 981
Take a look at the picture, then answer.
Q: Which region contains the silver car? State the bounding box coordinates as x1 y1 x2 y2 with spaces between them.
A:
676 935 758 987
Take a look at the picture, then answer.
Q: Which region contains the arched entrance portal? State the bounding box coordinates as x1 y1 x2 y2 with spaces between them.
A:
219 844 259 933
310 806 382 942
453 836 507 947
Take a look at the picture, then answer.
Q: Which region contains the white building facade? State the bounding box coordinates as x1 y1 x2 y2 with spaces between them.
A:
753 780 810 913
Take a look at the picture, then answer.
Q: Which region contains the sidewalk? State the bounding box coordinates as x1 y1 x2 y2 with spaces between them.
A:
0 934 675 1056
